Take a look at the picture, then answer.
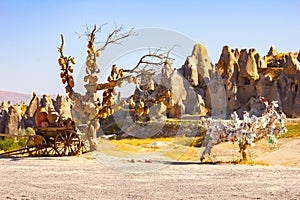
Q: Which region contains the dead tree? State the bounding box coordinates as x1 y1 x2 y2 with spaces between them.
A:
58 24 174 150
59 24 134 151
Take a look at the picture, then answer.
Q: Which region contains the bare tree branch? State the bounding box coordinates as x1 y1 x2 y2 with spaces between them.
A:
96 26 135 53
58 34 64 57
116 48 174 87
76 23 107 39
127 50 173 74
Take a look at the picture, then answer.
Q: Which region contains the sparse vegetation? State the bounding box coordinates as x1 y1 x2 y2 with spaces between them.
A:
101 119 299 163
0 138 22 151
279 121 300 138
19 127 36 136
0 128 33 152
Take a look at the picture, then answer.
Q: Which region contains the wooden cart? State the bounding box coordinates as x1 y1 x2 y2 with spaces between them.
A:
0 126 87 157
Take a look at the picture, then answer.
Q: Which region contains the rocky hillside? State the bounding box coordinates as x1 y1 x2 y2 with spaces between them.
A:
177 45 300 118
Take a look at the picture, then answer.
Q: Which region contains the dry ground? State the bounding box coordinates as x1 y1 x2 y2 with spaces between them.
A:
0 137 300 200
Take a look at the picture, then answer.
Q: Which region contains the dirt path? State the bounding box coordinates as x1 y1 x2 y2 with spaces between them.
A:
262 138 300 167
0 154 299 200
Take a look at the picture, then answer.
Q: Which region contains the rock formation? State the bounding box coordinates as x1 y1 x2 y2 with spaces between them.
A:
54 94 72 119
214 45 300 118
0 109 7 134
181 43 213 87
279 53 300 117
22 92 39 128
233 48 240 61
238 48 260 82
255 53 267 69
5 105 22 135
284 53 300 75
149 102 167 121
267 46 278 56
40 94 53 109
216 45 240 114
25 92 39 118
181 56 198 86
178 44 300 118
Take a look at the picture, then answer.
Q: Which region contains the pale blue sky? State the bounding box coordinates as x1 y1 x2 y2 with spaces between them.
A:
0 0 299 94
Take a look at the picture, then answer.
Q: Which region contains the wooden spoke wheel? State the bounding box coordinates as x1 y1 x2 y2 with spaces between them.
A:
54 130 82 156
46 140 59 156
27 136 47 157
78 132 90 154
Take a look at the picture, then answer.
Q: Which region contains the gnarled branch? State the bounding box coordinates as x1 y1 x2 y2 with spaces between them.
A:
127 48 174 74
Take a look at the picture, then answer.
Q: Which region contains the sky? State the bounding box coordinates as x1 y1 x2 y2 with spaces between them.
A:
0 0 299 95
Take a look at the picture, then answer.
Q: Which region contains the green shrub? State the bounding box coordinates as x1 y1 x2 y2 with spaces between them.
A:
17 138 27 147
0 138 19 151
25 127 35 136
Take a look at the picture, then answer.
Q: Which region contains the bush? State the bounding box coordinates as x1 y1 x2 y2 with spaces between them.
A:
19 127 36 136
25 127 35 136
17 138 27 147
0 138 19 151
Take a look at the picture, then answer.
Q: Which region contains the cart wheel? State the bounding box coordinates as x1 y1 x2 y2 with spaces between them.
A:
27 136 47 157
46 141 58 157
78 132 90 154
54 130 82 156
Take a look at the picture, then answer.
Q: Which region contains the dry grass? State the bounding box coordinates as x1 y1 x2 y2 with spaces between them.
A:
280 121 300 138
98 136 272 164
97 136 202 161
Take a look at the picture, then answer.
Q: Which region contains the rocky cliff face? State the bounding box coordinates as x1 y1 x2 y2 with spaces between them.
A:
279 53 300 117
176 45 300 118
214 46 300 117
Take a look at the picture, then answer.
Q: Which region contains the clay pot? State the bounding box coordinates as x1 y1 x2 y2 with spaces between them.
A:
89 75 98 84
68 66 74 73
58 57 65 66
144 106 150 115
70 57 76 65
136 107 144 116
165 90 171 97
138 101 144 108
47 110 59 124
68 78 75 88
127 76 133 83
95 51 101 57
35 107 49 127
112 89 118 96
133 77 138 84
41 121 49 128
